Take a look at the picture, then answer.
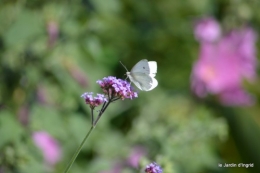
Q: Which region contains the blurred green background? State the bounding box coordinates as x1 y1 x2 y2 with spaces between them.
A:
0 0 260 173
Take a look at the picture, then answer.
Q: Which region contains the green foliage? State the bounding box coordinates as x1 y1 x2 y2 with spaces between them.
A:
0 111 24 149
0 0 260 173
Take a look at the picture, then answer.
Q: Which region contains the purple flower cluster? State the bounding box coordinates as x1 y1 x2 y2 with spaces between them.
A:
81 92 107 108
145 162 163 173
97 76 138 100
81 76 138 125
191 17 257 106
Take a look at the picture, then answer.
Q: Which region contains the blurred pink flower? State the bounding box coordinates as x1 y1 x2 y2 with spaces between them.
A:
219 87 255 106
194 17 221 42
32 131 62 166
127 146 147 168
192 20 257 106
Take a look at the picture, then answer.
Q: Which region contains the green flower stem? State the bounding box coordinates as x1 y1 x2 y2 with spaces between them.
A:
93 101 110 126
64 100 112 172
91 108 94 126
63 126 94 173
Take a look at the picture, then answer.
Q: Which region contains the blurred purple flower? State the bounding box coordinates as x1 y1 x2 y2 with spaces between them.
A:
69 67 88 87
64 61 89 88
192 19 257 106
145 162 163 173
0 167 4 173
81 92 107 109
127 146 147 168
32 131 61 166
47 21 59 48
18 105 29 126
97 76 138 100
37 86 48 104
194 17 221 42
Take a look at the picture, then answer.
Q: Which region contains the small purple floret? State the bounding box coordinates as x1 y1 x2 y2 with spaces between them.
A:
81 92 107 108
97 76 138 100
145 162 163 173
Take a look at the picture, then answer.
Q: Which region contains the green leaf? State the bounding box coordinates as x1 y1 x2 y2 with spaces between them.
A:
0 111 24 149
4 10 44 48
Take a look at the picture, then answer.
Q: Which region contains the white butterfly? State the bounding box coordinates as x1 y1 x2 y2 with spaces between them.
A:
122 59 158 91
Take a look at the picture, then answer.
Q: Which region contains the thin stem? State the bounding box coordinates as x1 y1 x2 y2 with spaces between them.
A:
64 98 112 172
100 101 110 115
63 126 94 173
111 97 120 102
91 108 94 126
100 101 107 112
93 101 111 126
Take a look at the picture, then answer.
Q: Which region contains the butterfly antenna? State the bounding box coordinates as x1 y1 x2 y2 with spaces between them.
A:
119 61 129 72
119 61 129 80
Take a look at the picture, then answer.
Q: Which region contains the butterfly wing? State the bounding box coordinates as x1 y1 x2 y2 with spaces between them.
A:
148 61 157 77
129 72 158 91
130 59 150 74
